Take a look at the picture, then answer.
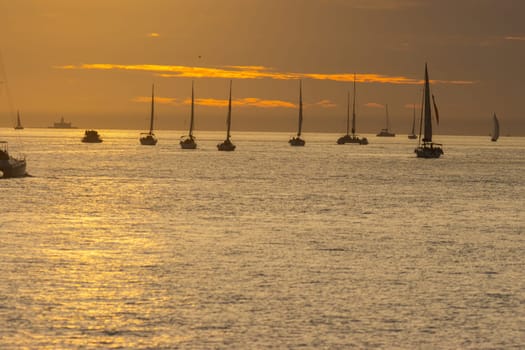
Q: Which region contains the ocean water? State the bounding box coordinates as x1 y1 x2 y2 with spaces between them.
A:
0 128 523 349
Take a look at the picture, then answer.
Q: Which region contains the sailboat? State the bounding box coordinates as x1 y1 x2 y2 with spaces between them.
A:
0 51 27 178
289 80 306 146
376 104 395 137
408 104 417 139
217 80 236 151
0 141 26 178
491 113 499 142
415 63 443 158
14 110 23 130
337 73 368 145
139 84 158 145
180 81 197 149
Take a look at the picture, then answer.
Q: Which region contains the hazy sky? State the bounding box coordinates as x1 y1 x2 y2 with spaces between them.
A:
1 0 524 135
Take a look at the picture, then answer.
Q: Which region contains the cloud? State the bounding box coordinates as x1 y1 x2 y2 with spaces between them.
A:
364 102 385 109
313 99 337 108
57 63 473 85
504 36 525 41
132 96 296 109
132 96 179 105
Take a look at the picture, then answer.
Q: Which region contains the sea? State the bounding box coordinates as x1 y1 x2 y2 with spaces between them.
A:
1 128 523 349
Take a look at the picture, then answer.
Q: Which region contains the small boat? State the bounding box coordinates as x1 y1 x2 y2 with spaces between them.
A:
49 116 76 129
337 73 368 145
81 129 103 143
376 104 395 137
217 80 236 151
289 80 305 146
0 141 27 178
414 63 443 158
491 113 499 142
14 111 24 130
140 84 158 145
408 104 417 139
180 81 197 149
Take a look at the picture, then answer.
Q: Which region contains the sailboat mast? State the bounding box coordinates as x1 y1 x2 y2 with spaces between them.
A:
418 87 424 144
346 92 350 135
411 104 416 134
351 73 356 135
385 104 390 131
189 81 195 137
149 84 155 134
423 64 432 143
298 80 303 137
226 80 232 140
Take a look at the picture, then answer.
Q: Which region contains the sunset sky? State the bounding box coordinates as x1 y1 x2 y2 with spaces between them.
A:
1 0 524 135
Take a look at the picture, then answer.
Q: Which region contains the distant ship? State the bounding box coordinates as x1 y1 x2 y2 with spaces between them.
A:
139 84 158 146
14 111 24 130
376 104 395 137
81 130 103 143
50 117 76 129
491 113 499 142
337 73 368 145
217 80 236 151
289 80 306 146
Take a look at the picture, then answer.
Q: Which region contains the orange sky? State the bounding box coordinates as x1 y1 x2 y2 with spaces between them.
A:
0 0 524 135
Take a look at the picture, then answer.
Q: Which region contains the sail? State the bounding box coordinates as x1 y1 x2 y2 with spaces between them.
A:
351 73 356 135
226 80 232 140
492 113 500 141
297 80 303 137
16 111 22 128
423 64 432 143
149 84 155 134
189 81 195 137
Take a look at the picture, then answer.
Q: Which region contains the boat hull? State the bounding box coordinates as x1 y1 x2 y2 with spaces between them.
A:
337 134 368 145
289 137 305 146
415 144 443 158
0 158 27 178
140 135 157 145
180 138 197 149
217 140 236 151
376 130 396 137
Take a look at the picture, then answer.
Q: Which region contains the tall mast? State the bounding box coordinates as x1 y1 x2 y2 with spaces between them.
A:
346 91 350 135
189 81 194 137
423 63 432 143
297 80 303 137
149 84 155 134
385 104 390 131
351 73 356 135
411 104 416 134
226 80 232 140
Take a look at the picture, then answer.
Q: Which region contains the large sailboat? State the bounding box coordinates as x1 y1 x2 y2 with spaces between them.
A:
408 104 417 139
376 104 395 137
139 84 158 145
337 74 368 145
0 52 27 178
180 81 197 149
0 141 26 178
491 113 499 142
415 63 443 158
14 110 23 130
289 80 305 146
217 80 236 151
